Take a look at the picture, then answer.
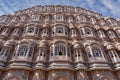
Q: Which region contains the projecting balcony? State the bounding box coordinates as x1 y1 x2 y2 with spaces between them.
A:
11 33 20 39
8 62 31 70
48 62 73 70
52 20 66 24
41 34 49 39
99 37 107 41
0 56 7 62
110 37 119 42
88 57 111 70
10 56 32 62
74 57 84 63
111 58 120 70
111 58 120 63
34 57 46 70
88 57 107 63
23 33 38 39
81 35 96 40
0 33 9 39
49 56 71 62
8 56 32 70
36 56 46 62
71 34 78 39
52 33 68 39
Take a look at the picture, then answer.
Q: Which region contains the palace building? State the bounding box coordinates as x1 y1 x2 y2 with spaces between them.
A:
0 5 120 80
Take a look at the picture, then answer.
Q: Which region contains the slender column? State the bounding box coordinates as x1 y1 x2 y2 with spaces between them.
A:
14 45 20 58
77 50 79 61
113 50 119 61
88 46 94 58
63 27 65 35
33 27 36 34
66 45 68 60
53 45 55 59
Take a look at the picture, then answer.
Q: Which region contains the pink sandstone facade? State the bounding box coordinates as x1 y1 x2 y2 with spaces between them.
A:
0 5 120 80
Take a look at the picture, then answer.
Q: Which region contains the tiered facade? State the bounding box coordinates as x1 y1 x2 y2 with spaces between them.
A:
0 5 120 80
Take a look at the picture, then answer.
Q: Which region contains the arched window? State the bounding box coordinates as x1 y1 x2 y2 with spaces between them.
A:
107 30 117 39
21 15 27 22
85 28 91 34
76 15 86 22
2 28 10 33
45 6 52 12
34 6 43 12
68 16 73 22
90 17 97 24
0 47 9 56
92 47 102 57
45 15 50 22
31 14 41 21
52 25 68 35
70 29 77 37
55 7 63 12
0 16 8 22
97 30 106 39
1 28 10 37
42 28 48 34
107 19 118 26
108 50 119 58
79 27 95 38
74 49 81 57
56 27 64 33
79 27 93 36
11 17 19 23
13 28 21 35
99 19 106 26
54 14 64 21
27 27 34 33
116 30 120 38
38 48 46 57
17 45 28 56
55 44 66 56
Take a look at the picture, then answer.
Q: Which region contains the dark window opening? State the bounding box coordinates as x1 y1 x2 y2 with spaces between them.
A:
75 54 77 57
29 53 31 57
51 53 53 56
29 30 32 33
88 54 92 57
58 30 61 33
59 52 62 55
86 31 90 34
40 54 42 56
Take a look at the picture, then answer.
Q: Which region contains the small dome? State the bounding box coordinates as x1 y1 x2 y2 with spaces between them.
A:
83 41 90 47
72 40 82 49
72 40 78 45
69 23 75 29
103 41 110 47
43 23 49 28
4 39 15 47
106 44 115 50
73 43 81 49
94 25 100 30
114 42 120 50
38 40 47 47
